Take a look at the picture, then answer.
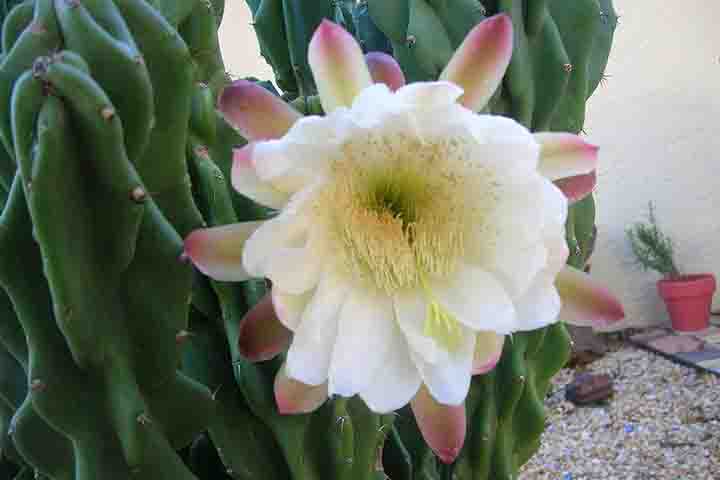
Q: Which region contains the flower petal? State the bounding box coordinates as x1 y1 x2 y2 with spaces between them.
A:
512 233 568 330
540 178 570 228
242 210 309 280
274 364 328 414
359 328 422 413
272 289 312 331
514 275 563 331
482 240 548 299
329 289 395 397
394 292 447 365
263 245 322 295
534 133 599 181
231 144 290 209
554 171 597 204
219 80 302 141
411 385 466 464
472 331 505 375
308 20 373 113
410 329 475 406
440 14 513 111
395 81 464 110
556 266 625 329
184 222 262 282
432 264 516 334
251 141 321 195
238 293 292 362
365 52 406 91
465 114 539 180
285 272 349 385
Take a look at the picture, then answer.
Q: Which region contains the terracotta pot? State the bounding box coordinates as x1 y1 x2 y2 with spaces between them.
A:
657 274 717 332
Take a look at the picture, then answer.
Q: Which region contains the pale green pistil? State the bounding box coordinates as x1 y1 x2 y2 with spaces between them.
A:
425 300 464 352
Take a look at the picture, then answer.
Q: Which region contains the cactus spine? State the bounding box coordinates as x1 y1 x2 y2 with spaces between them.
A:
0 1 615 479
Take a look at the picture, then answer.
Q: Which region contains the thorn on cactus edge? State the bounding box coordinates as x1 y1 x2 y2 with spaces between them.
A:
136 413 152 426
563 63 573 73
32 56 51 78
30 21 48 35
101 106 116 121
194 145 210 160
130 187 147 203
176 330 192 344
30 379 47 393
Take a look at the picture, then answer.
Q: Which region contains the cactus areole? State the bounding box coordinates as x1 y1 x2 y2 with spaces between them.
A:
186 16 624 462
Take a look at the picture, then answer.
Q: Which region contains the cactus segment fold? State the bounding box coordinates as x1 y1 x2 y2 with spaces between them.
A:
0 0 60 156
115 0 205 236
54 0 154 162
1 1 33 54
0 289 27 367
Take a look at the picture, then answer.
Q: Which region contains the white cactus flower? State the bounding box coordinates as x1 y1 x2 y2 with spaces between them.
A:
184 14 624 463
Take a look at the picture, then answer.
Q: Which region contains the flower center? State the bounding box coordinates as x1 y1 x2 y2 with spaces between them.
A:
317 132 478 295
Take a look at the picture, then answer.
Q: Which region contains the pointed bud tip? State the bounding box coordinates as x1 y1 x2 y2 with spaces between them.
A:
558 267 626 329
310 18 372 112
554 171 598 204
578 140 600 159
365 52 406 91
237 339 273 363
489 12 513 31
232 144 255 170
464 13 513 54
536 133 600 181
441 13 514 111
275 398 296 415
182 232 201 260
274 373 327 415
312 19 346 45
587 302 625 329
219 79 253 109
220 82 300 140
471 350 502 376
411 387 467 465
603 297 626 323
436 446 461 464
237 293 291 362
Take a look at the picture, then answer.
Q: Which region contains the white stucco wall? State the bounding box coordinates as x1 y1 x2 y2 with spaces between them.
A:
218 1 720 329
586 0 720 329
217 1 273 80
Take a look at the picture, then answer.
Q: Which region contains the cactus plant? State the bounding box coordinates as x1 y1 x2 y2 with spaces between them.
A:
0 1 619 480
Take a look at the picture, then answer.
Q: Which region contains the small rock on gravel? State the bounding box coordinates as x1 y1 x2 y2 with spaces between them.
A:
520 343 720 480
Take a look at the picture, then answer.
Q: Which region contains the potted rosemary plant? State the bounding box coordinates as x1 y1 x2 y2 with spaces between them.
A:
627 203 716 331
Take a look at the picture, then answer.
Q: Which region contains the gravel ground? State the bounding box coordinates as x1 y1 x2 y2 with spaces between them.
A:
520 343 720 480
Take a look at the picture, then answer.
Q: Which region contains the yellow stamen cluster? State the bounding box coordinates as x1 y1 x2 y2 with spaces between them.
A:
316 131 477 295
312 128 500 352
